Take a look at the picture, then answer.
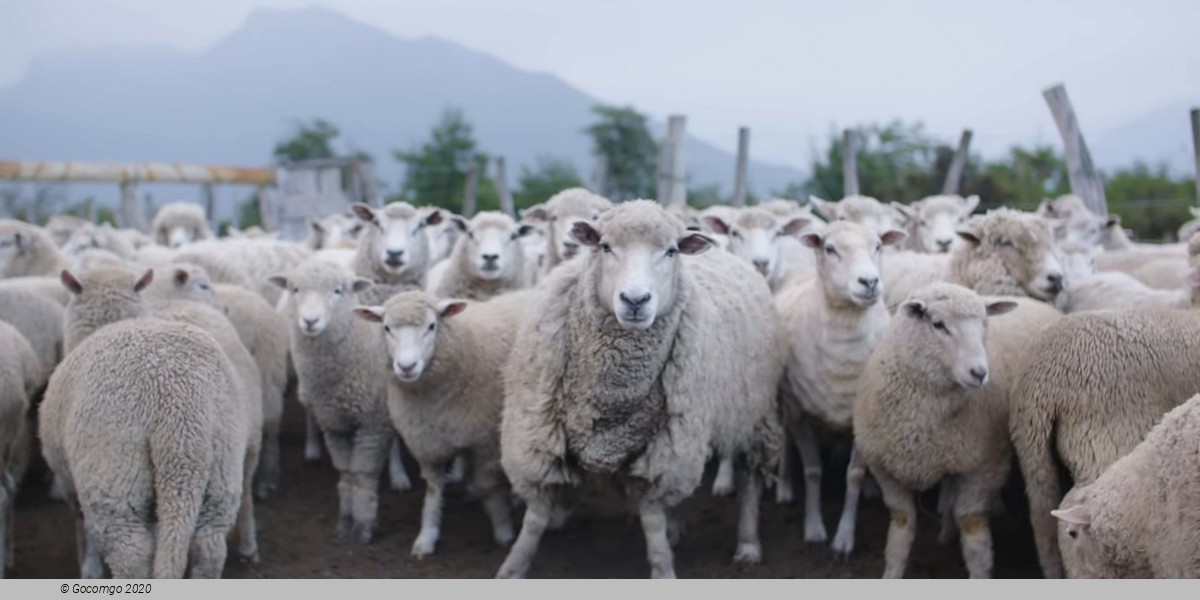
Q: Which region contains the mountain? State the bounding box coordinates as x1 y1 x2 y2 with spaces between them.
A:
0 6 804 221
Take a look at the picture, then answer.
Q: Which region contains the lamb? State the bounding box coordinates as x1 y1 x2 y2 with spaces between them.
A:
429 211 534 301
0 220 66 278
521 187 613 272
1051 394 1200 578
1062 267 1200 313
271 259 395 543
1010 308 1200 578
419 206 463 264
854 283 1060 578
39 268 247 578
1037 195 1120 249
350 202 443 304
893 194 979 254
173 238 311 305
0 276 72 306
772 221 907 555
354 289 536 557
306 214 361 251
150 202 213 248
809 195 905 236
701 207 814 291
0 287 65 385
44 215 90 248
0 322 40 577
696 204 740 250
496 200 783 578
63 223 136 260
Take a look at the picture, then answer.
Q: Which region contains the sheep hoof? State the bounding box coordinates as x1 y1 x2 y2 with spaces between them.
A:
830 534 854 559
775 486 794 504
411 536 436 559
353 522 375 545
389 474 412 492
254 480 277 501
493 525 515 547
304 444 322 463
495 563 526 579
80 559 105 580
335 518 353 541
237 549 260 566
803 521 828 543
733 543 762 565
711 477 735 497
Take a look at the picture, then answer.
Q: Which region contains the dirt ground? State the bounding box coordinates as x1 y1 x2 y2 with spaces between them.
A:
11 396 1044 579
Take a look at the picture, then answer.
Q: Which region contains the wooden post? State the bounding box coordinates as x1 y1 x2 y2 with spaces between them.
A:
1043 83 1107 215
666 115 687 206
118 180 146 231
462 162 479 217
496 156 514 217
1191 108 1199 205
202 183 216 228
942 129 973 195
733 126 750 207
591 155 608 197
256 185 272 231
360 161 379 207
656 126 672 202
842 129 860 197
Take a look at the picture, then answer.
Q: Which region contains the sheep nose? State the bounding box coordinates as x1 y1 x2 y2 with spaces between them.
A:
482 253 499 263
937 239 952 252
1046 273 1064 293
302 317 319 329
969 367 988 385
397 361 417 374
858 277 879 293
619 291 652 308
386 249 405 260
752 259 770 275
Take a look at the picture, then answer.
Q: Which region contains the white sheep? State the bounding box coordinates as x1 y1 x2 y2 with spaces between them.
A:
1010 308 1200 578
429 211 535 300
1051 393 1200 578
150 202 213 248
701 207 814 292
497 200 783 578
521 188 613 272
893 194 979 254
349 202 442 304
63 223 136 260
40 268 247 578
172 238 312 306
355 290 536 557
0 321 40 577
772 220 907 555
43 215 90 248
418 206 463 264
305 213 361 251
855 283 1060 578
1062 267 1200 312
809 195 905 236
0 220 66 279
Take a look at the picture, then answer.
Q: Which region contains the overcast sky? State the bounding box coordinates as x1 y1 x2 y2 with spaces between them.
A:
1 0 1197 170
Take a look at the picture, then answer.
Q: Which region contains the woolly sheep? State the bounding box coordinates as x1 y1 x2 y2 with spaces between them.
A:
1177 206 1200 243
40 268 246 578
855 284 1060 578
701 208 814 292
0 220 66 279
497 200 783 578
419 206 463 264
306 214 361 251
150 202 213 248
63 223 136 260
521 187 613 272
429 211 535 300
772 221 907 555
809 195 905 236
0 276 72 306
349 202 443 304
1010 308 1200 578
355 290 537 557
0 322 40 576
44 215 90 248
271 259 395 543
695 204 740 250
1051 394 1200 578
173 238 311 305
0 287 65 385
1062 267 1200 312
1037 195 1122 249
893 194 979 254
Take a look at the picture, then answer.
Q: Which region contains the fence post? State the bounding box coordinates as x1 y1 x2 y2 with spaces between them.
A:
1191 108 1199 205
256 185 272 231
942 129 973 195
496 156 514 217
119 180 146 231
666 115 687 206
591 155 608 197
842 129 860 197
202 183 216 229
1043 83 1107 215
462 162 479 217
733 126 750 206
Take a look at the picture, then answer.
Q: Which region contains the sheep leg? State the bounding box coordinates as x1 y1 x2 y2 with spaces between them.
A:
0 471 11 574
639 500 677 578
666 508 683 547
234 444 261 563
255 419 281 500
936 478 959 545
775 430 795 504
794 422 828 542
445 454 467 484
955 477 997 579
412 465 445 558
470 462 514 546
323 431 355 540
68 493 105 579
831 446 865 558
388 436 413 492
732 470 763 565
496 495 552 578
548 500 573 531
94 514 154 579
348 429 390 544
304 410 323 463
187 523 229 579
875 470 916 579
1016 421 1065 579
711 454 735 496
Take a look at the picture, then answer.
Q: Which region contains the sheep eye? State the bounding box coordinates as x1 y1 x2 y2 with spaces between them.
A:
467 231 475 240
427 322 436 332
1068 529 1078 539
932 320 949 334
996 237 1014 247
666 247 678 258
383 325 391 333
824 245 838 256
333 287 343 295
875 244 882 253
600 242 613 254
730 230 742 239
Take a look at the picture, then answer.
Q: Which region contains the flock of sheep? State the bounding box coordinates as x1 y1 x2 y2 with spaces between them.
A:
0 187 1198 579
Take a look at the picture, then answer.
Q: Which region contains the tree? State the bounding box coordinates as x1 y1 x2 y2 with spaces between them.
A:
585 104 658 201
1104 162 1195 240
802 121 939 202
393 108 498 212
273 119 341 162
514 157 584 209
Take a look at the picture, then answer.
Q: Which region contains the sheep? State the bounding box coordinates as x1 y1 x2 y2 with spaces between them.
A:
1177 206 1200 243
772 221 907 555
1051 394 1200 578
271 259 395 543
44 215 90 248
173 238 311 306
354 289 536 557
701 208 814 292
893 194 979 254
809 195 905 236
521 187 613 272
1062 267 1200 313
0 220 66 279
419 206 463 264
0 287 65 385
696 204 740 250
40 268 246 578
306 214 361 251
1010 308 1200 578
0 276 72 306
854 283 1061 578
63 223 136 260
496 200 783 578
0 322 40 577
429 211 535 301
350 202 443 304
150 202 213 248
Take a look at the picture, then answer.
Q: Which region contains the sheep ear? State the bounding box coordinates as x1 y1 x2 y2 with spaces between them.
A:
1037 199 1057 218
800 232 823 250
985 300 1018 317
677 232 715 255
962 195 980 216
424 210 443 227
522 207 549 222
174 268 190 287
134 269 154 293
351 278 373 293
350 203 378 224
450 215 469 232
901 299 926 319
1051 505 1092 527
60 270 83 295
13 231 25 250
809 196 837 221
309 220 326 235
780 217 812 237
516 224 536 238
570 221 601 247
268 275 289 290
353 306 384 323
880 229 908 247
891 202 914 222
701 216 730 235
956 226 981 246
437 299 468 318
1105 214 1121 228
